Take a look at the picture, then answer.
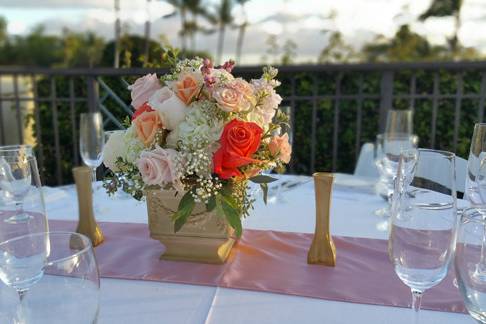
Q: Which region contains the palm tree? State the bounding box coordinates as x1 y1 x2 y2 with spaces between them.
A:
419 0 463 58
144 0 152 65
114 0 121 67
211 0 234 64
234 0 249 63
185 0 206 51
166 0 189 51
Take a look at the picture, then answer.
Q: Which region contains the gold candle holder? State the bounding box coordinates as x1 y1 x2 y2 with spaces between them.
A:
307 172 336 266
72 166 104 247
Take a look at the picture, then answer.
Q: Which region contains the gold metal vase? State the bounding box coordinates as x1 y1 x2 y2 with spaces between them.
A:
146 189 236 264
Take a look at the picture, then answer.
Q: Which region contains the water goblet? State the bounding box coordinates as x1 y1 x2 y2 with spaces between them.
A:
389 149 457 324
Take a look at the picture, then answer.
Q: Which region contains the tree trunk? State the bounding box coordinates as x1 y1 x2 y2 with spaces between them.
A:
180 9 187 51
114 0 121 68
235 23 246 64
191 15 197 51
452 11 461 60
217 25 225 64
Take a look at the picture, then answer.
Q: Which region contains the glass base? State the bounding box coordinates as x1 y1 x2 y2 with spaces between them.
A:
4 213 33 224
374 207 390 218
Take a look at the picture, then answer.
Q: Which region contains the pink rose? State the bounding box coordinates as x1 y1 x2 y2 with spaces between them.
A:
133 111 163 147
212 86 251 113
268 133 292 163
128 73 161 109
137 146 180 186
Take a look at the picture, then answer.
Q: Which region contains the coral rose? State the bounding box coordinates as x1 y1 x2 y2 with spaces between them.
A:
175 73 199 105
137 146 180 186
268 133 292 163
132 102 154 121
213 119 263 179
128 73 161 109
133 111 162 147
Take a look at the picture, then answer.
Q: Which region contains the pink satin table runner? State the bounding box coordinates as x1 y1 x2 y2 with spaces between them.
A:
50 220 465 313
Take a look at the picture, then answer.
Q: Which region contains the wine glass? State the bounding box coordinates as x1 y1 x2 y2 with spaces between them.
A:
455 207 486 323
80 112 104 186
385 108 413 135
0 232 50 323
0 232 99 324
0 154 44 225
374 133 418 218
466 123 486 205
389 149 457 324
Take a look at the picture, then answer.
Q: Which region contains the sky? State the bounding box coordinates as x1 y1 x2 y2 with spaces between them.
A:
1 0 486 65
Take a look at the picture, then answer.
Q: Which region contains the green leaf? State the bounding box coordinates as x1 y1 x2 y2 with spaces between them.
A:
220 195 242 238
249 175 278 184
260 183 268 205
206 195 216 212
171 191 195 233
215 194 225 218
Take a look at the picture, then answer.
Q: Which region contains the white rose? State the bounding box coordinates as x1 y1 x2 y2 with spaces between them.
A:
102 130 126 172
148 87 188 131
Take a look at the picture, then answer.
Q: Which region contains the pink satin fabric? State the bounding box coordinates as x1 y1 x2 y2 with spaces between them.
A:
50 220 465 313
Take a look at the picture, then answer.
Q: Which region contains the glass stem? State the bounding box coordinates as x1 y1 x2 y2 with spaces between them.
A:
411 289 423 324
479 218 486 273
15 289 28 324
15 201 24 216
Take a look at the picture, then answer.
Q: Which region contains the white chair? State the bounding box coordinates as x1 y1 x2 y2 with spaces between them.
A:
354 143 379 178
455 156 467 194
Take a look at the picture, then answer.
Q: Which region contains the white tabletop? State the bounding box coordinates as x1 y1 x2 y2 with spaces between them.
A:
0 174 473 323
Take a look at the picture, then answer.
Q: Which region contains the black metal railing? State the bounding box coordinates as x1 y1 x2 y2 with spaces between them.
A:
0 61 485 185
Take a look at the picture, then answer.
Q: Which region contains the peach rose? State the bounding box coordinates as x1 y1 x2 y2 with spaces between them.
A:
175 73 199 105
228 78 256 105
128 73 161 109
133 111 162 147
212 86 251 113
268 133 292 164
137 146 180 186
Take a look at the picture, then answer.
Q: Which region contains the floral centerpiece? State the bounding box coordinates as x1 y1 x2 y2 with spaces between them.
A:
102 56 291 262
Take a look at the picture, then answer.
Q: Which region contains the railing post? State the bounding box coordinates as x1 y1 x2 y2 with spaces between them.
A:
379 71 394 132
87 76 99 113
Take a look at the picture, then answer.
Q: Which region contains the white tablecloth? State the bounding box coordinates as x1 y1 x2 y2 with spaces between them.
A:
0 174 472 323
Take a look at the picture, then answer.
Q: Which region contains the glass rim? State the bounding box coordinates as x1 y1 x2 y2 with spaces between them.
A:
377 133 418 139
415 148 455 159
80 112 102 116
0 144 33 152
0 231 93 264
460 207 486 225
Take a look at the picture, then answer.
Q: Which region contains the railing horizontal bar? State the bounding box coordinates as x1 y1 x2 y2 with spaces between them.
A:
2 60 486 75
0 97 87 102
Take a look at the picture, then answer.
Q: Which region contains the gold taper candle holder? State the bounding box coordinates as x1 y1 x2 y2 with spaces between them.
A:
72 166 104 247
307 172 336 266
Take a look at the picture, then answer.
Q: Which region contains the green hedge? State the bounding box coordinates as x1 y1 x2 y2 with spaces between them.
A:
32 68 477 185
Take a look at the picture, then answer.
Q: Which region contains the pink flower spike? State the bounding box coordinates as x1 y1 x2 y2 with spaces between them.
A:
222 60 235 73
201 58 213 75
204 75 216 88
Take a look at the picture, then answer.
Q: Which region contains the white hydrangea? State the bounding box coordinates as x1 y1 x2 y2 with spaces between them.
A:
102 130 125 172
123 126 145 164
177 103 224 152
